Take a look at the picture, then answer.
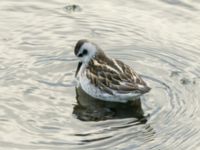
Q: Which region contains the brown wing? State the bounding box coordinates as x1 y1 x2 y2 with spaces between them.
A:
85 56 150 95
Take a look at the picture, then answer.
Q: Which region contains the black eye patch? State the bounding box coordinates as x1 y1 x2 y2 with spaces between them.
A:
82 49 88 55
77 49 88 57
78 53 83 57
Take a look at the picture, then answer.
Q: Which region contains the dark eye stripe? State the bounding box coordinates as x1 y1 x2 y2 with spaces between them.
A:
74 39 88 56
77 49 88 57
78 53 83 57
82 49 88 55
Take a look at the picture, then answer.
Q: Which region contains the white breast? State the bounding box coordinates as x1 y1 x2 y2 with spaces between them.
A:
78 74 141 103
76 64 142 103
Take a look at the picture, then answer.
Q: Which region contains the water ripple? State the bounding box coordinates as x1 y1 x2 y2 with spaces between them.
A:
0 0 200 149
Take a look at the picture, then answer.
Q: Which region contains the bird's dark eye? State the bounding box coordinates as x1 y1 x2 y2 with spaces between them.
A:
77 49 88 57
82 49 88 55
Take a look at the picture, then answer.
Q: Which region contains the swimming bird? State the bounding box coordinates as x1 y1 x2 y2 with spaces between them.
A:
74 39 150 103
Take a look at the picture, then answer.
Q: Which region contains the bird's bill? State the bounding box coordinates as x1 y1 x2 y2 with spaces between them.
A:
75 62 82 77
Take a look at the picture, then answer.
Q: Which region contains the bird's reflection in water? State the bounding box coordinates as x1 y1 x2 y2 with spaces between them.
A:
73 87 148 123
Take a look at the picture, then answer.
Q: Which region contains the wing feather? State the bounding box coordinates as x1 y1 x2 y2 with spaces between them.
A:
86 56 150 95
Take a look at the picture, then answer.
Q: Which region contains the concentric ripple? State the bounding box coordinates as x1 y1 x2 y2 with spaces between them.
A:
0 0 200 149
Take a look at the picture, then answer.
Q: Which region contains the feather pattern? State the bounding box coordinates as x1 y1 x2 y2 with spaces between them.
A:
84 54 150 96
74 39 150 102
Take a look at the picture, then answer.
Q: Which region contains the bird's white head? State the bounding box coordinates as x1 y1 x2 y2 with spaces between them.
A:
74 39 98 63
74 39 105 77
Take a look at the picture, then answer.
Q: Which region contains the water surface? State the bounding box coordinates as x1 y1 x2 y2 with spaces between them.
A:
0 0 200 149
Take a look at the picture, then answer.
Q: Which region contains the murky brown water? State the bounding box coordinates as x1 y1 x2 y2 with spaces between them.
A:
0 0 200 149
